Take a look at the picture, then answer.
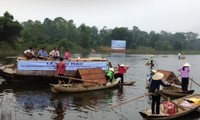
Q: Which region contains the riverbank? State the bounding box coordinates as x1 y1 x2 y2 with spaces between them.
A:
0 43 200 55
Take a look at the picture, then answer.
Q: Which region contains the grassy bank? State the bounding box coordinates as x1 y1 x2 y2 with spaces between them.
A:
0 43 200 55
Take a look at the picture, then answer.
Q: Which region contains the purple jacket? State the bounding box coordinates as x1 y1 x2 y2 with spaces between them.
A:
178 67 190 78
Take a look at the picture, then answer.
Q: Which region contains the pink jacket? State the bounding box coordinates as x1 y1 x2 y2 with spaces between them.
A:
178 67 190 78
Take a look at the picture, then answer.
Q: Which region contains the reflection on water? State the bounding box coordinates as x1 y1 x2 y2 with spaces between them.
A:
0 89 16 120
0 54 200 119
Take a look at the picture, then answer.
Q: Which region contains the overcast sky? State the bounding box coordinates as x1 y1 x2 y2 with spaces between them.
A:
1 0 200 34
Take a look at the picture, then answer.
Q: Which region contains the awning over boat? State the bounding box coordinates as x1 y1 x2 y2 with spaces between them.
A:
74 68 107 86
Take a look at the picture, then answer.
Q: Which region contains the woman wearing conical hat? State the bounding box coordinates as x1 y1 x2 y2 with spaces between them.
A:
178 63 191 91
114 64 129 84
150 72 172 114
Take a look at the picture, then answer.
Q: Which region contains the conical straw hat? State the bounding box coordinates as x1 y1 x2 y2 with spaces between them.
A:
109 68 114 72
151 69 157 73
152 72 164 80
120 64 125 67
183 63 191 67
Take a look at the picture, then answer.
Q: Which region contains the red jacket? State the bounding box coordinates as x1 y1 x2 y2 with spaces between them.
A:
57 62 66 75
118 66 128 74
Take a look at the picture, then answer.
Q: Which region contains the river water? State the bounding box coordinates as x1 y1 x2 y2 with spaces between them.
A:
0 54 200 120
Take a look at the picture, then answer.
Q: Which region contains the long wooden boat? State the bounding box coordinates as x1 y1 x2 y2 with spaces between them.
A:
160 89 194 98
118 81 136 86
0 57 111 84
146 69 194 98
50 78 120 93
139 93 200 120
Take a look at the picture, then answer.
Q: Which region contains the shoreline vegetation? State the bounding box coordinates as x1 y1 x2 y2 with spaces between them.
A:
1 12 200 56
0 44 200 55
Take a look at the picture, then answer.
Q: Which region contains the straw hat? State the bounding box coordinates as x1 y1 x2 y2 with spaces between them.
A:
183 63 191 67
120 64 125 67
109 68 114 72
152 72 164 80
151 69 157 73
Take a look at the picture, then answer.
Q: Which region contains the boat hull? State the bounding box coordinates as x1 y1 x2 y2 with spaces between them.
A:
139 94 200 120
160 90 194 98
50 79 120 93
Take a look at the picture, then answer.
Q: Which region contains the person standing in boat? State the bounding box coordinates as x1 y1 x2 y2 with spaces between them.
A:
24 47 36 59
56 57 66 86
37 47 48 59
49 47 60 59
105 68 115 83
178 53 181 59
114 64 129 84
178 63 191 91
147 69 157 92
148 55 157 69
150 72 171 114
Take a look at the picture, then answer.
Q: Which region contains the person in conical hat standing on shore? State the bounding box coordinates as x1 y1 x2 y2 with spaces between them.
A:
178 63 191 91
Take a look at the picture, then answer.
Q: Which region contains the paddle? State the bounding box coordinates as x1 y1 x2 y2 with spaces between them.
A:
157 91 186 111
111 93 149 109
189 78 200 87
55 75 101 84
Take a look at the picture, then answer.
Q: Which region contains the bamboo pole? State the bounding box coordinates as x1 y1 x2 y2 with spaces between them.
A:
55 75 100 83
189 78 200 87
111 93 149 109
157 91 186 111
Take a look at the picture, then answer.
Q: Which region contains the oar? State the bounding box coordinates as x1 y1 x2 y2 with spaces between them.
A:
55 75 100 83
157 91 186 111
111 93 149 109
189 78 200 87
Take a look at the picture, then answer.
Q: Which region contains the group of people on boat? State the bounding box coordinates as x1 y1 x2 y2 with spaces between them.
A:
24 47 71 60
148 62 191 114
105 64 129 84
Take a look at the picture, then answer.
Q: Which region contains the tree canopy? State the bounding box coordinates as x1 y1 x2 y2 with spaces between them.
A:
1 11 200 53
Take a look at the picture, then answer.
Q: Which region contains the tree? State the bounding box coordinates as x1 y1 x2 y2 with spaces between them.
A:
78 24 92 49
0 11 22 47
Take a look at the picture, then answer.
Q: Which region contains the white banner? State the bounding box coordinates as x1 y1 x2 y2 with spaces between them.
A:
111 40 126 50
18 60 108 71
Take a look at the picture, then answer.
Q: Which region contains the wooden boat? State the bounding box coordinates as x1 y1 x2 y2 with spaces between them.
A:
145 62 153 66
160 89 195 98
139 93 200 120
0 57 111 84
50 67 121 93
179 56 186 60
146 69 194 98
50 78 120 93
118 81 136 86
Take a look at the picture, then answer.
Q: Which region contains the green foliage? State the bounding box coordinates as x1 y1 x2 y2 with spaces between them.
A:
1 11 200 54
0 11 22 48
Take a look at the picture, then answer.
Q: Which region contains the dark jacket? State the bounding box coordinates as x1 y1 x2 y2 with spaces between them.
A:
150 80 171 93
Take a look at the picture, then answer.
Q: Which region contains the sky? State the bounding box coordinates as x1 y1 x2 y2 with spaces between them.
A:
1 0 200 34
